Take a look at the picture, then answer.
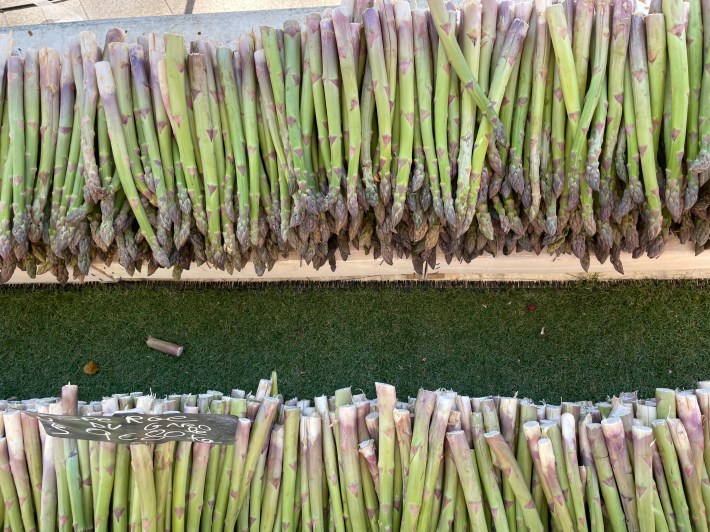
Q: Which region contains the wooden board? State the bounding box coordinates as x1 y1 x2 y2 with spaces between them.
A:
4 9 708 284
7 240 710 283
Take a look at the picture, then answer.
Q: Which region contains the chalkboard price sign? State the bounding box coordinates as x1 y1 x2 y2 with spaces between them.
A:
29 413 239 444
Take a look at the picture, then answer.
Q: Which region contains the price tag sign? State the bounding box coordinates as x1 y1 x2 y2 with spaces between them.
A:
29 413 239 444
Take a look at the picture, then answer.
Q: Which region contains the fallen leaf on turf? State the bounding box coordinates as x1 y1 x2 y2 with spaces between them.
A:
83 361 99 376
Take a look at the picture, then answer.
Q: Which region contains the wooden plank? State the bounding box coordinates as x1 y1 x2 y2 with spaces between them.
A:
8 240 710 283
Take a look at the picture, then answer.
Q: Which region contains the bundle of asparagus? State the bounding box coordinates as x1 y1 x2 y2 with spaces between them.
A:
2 0 710 283
4 376 710 530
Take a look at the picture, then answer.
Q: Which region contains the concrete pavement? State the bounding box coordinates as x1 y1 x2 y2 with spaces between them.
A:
0 0 337 27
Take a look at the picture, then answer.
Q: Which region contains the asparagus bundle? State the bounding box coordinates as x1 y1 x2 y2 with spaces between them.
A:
3 375 710 530
3 0 710 283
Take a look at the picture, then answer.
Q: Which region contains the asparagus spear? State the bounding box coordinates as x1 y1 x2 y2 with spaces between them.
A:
652 419 693 531
29 48 59 242
391 1 415 228
412 9 444 222
460 18 530 236
23 49 40 223
686 0 703 208
95 61 169 267
332 8 363 220
663 0 690 220
401 390 437 530
8 56 28 258
128 44 171 245
188 53 224 266
162 33 208 235
427 0 507 146
629 12 663 240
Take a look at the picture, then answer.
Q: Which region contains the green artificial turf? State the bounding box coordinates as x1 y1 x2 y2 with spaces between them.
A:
0 281 708 403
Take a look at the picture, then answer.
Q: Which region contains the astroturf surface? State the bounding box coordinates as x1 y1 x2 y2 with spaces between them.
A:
0 281 708 402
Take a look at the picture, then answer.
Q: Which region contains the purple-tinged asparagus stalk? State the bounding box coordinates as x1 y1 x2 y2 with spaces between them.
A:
444 430 486 530
390 1 415 228
0 436 25 531
536 436 575 531
471 412 509 531
486 430 544 531
412 9 443 222
632 426 656 532
188 53 225 266
313 396 346 532
230 396 278 525
427 0 507 146
416 391 454 532
651 441 678 530
279 406 300 532
363 8 393 207
645 13 667 156
653 419 693 530
305 414 325 532
128 43 172 249
8 56 29 259
433 9 456 228
696 388 710 476
0 34 13 121
662 0 690 220
401 390 437 530
338 404 369 530
560 413 588 531
49 51 75 237
601 416 640 530
20 412 42 520
4 410 37 531
218 417 251 532
392 408 411 491
78 33 102 205
676 391 706 477
585 423 627 531
39 425 57 531
332 8 362 219
460 19 529 236
216 46 251 250
579 415 604 532
629 12 663 240
147 34 178 224
666 417 710 530
376 382 396 531
23 49 40 225
161 33 208 235
29 48 60 242
359 439 380 495
95 61 169 267
318 18 347 229
260 424 285 532
254 48 292 241
130 444 157 532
